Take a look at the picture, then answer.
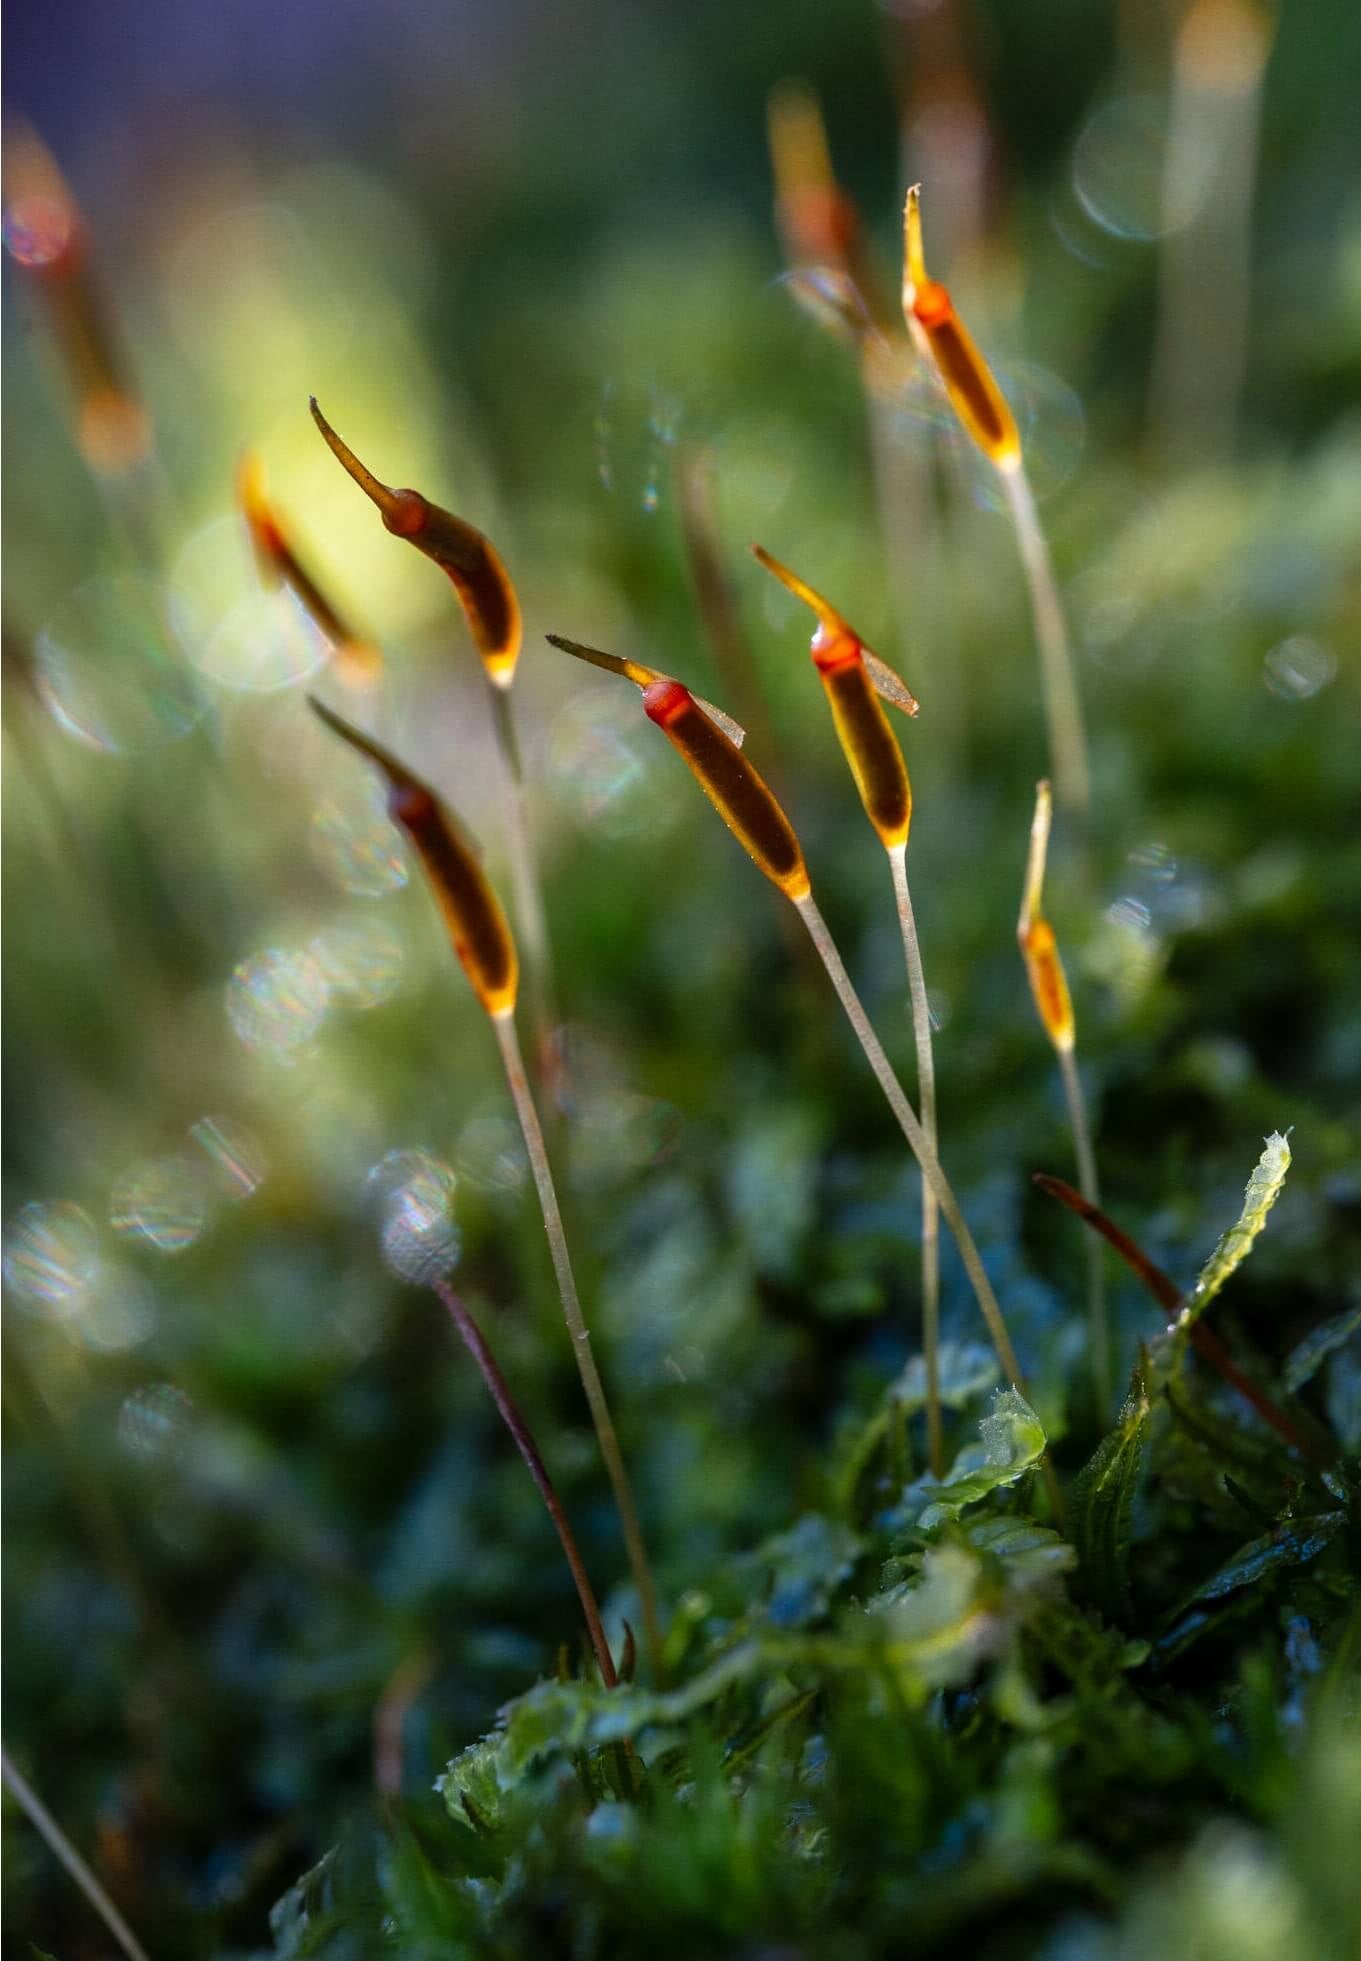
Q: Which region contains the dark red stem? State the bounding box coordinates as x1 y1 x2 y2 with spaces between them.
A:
432 1276 618 1686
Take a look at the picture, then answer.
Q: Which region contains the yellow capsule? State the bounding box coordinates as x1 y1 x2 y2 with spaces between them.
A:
546 635 808 900
309 400 522 688
912 280 1020 469
1018 778 1075 1052
1021 918 1075 1052
238 455 380 686
752 545 915 850
309 698 518 1018
767 79 859 273
642 678 810 899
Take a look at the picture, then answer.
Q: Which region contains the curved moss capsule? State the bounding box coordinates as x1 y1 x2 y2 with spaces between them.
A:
238 455 380 686
4 128 149 475
1021 919 1075 1051
642 680 809 900
911 279 1020 470
752 545 913 850
1017 779 1074 1051
309 698 518 1017
309 400 522 688
767 79 860 273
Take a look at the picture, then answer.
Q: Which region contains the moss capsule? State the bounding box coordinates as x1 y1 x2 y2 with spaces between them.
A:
3 128 149 475
1018 779 1075 1052
309 400 522 687
238 455 379 685
911 280 1020 470
641 679 810 899
309 698 518 1018
752 545 915 849
546 635 805 900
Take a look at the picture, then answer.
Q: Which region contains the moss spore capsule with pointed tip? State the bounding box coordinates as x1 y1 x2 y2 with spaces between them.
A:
911 280 1020 470
640 678 809 899
238 455 380 685
767 79 859 273
309 400 522 687
4 127 150 476
308 699 517 1018
752 542 940 1465
1017 779 1075 1053
752 545 914 850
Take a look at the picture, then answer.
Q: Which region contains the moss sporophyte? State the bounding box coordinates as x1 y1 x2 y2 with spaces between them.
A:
307 697 662 1678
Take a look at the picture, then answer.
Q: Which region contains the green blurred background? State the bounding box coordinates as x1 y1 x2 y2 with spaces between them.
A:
3 0 1360 1951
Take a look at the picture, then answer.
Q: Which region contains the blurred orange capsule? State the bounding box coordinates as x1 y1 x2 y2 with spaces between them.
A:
309 400 522 688
547 635 809 901
309 698 518 1018
238 454 380 686
768 79 861 274
752 545 917 850
3 127 150 476
1018 779 1075 1051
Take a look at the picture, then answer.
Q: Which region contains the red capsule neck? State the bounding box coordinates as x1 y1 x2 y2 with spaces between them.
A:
390 782 435 828
382 489 429 539
642 679 692 728
811 628 863 677
913 279 952 329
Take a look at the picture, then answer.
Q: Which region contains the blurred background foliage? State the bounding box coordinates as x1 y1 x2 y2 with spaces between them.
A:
3 0 1360 1953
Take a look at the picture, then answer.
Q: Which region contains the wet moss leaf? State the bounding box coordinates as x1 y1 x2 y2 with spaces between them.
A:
966 1515 1077 1587
1283 1301 1361 1394
1174 1512 1346 1618
1176 1132 1292 1336
835 1342 999 1516
907 1389 1047 1531
435 1733 513 1834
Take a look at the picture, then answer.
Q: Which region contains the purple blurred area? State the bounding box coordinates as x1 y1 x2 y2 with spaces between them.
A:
4 0 596 223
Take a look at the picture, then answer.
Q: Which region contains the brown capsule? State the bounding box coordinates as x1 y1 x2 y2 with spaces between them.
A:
816 648 912 849
309 400 522 687
752 545 914 850
641 678 809 900
308 698 518 1017
238 455 380 685
912 280 1020 469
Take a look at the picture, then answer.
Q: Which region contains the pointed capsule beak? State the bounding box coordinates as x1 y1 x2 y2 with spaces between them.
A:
308 399 406 524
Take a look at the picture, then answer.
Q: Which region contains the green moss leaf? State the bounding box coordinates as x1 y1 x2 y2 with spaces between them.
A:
1177 1132 1292 1336
909 1389 1047 1530
1283 1301 1361 1393
1069 1385 1151 1622
1173 1513 1346 1619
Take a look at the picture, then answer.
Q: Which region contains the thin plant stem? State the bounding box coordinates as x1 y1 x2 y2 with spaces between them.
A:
998 464 1090 817
1 1747 152 1961
794 892 1063 1516
793 892 1021 1387
888 840 943 1475
491 1009 664 1677
431 1275 618 1687
487 682 560 1092
1057 1043 1110 1411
